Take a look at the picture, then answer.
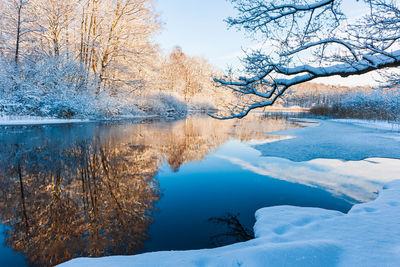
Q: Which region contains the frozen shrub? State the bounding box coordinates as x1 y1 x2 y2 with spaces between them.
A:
0 57 187 119
310 89 400 121
137 93 187 117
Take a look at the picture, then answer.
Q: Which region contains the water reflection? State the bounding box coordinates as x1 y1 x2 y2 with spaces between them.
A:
208 213 254 246
0 114 301 266
0 140 160 266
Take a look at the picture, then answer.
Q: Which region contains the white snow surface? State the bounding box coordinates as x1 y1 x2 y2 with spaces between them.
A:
0 116 90 125
59 180 400 267
330 119 400 132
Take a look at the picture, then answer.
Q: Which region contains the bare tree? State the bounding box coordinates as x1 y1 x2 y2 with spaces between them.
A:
214 0 400 118
2 0 37 64
32 0 77 57
159 47 217 102
76 0 159 93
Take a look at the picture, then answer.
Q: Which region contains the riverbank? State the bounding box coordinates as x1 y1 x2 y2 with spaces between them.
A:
0 116 92 126
0 112 183 126
309 89 400 122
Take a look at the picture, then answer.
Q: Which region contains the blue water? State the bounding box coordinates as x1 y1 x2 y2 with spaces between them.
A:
0 114 385 266
0 225 27 266
143 139 353 252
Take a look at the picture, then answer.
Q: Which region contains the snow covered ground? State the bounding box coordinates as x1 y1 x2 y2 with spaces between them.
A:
330 119 400 132
0 114 158 126
58 118 400 266
0 116 90 126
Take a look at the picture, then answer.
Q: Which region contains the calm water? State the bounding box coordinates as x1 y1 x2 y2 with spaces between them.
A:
0 114 357 266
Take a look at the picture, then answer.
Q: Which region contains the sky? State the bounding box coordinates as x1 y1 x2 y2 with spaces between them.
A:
155 0 249 70
155 0 378 86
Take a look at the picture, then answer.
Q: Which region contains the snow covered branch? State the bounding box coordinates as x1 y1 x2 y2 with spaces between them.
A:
212 0 400 119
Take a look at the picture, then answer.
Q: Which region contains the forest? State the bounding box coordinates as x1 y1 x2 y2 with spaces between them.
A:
0 0 236 119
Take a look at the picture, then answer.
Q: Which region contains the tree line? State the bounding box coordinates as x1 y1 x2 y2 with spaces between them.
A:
1 0 158 91
0 0 226 118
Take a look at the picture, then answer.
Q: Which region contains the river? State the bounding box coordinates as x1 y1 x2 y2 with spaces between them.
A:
1 113 399 266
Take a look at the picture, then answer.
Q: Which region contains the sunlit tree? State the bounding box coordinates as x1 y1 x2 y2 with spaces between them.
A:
159 47 217 102
1 0 38 64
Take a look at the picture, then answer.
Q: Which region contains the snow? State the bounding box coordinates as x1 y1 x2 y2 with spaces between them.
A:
244 135 295 145
330 119 400 132
58 180 400 267
253 119 400 161
58 118 400 267
0 116 90 126
218 155 400 202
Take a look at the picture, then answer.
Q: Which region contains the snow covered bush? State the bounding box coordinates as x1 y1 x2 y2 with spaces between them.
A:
0 57 188 119
310 89 400 121
0 57 98 118
136 93 187 118
186 94 217 113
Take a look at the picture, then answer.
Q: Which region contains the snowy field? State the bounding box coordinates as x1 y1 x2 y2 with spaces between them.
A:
58 119 400 266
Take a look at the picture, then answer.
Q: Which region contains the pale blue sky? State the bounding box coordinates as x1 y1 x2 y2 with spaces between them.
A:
155 0 250 70
155 0 373 85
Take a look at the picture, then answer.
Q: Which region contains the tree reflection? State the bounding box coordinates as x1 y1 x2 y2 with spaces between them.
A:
208 213 254 246
156 114 300 172
0 114 301 266
0 140 160 266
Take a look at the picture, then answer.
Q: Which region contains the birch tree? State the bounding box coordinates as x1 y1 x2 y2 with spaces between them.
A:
214 0 400 118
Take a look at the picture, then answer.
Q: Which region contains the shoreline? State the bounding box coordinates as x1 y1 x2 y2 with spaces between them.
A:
59 179 400 267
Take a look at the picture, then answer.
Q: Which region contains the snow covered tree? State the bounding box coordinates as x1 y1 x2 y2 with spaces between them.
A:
32 0 77 57
214 0 400 118
1 0 37 64
77 0 159 93
0 0 163 118
159 47 215 101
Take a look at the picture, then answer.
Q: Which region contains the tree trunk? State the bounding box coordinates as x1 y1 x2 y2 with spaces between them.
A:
15 0 23 64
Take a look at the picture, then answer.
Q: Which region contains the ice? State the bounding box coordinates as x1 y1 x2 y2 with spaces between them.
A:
253 119 400 161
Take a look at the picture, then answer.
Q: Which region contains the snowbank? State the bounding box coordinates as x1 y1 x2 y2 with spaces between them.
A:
59 180 400 267
330 119 400 131
0 116 90 126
